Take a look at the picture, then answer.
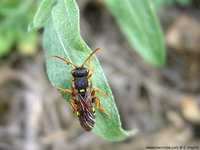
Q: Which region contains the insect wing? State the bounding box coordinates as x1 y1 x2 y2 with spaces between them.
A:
76 88 95 131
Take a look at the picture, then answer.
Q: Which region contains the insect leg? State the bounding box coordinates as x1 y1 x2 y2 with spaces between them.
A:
70 99 77 114
92 97 110 116
54 85 75 96
91 89 108 96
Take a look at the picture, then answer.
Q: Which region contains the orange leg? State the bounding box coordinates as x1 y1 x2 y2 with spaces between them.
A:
54 85 75 96
92 97 110 117
91 89 108 96
70 99 77 114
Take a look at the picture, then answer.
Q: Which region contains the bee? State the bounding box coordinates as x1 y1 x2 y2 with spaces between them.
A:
52 48 110 131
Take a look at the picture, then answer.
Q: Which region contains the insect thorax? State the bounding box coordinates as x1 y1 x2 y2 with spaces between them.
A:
74 77 88 97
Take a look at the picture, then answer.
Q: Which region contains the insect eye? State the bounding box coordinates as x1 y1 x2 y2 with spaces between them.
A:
76 111 80 116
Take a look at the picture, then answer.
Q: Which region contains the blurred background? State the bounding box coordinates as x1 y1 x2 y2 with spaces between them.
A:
0 0 200 150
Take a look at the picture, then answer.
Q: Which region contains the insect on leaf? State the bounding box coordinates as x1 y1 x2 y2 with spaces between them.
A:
43 0 137 141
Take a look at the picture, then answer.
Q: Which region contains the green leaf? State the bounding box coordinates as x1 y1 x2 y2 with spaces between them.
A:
0 0 35 17
150 0 190 10
0 0 39 58
0 28 15 58
17 31 39 56
104 0 165 67
43 0 137 141
28 0 57 31
149 0 168 11
175 0 190 6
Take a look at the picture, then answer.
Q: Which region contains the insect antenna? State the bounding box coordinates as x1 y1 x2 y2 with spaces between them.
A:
52 55 79 68
81 48 102 67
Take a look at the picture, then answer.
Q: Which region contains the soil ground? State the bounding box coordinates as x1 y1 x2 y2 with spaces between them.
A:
0 0 200 150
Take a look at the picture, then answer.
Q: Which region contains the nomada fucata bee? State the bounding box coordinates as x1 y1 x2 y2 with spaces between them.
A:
52 48 110 131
